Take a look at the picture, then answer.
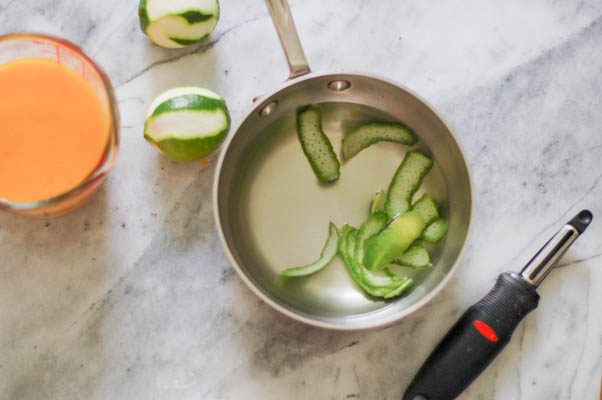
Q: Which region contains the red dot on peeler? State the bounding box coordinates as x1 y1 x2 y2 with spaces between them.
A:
473 320 498 343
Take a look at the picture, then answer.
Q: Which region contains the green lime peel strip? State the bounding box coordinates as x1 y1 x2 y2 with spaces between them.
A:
342 121 417 160
370 189 386 214
340 227 382 297
356 211 389 262
297 106 341 183
363 210 426 272
339 225 413 299
281 223 340 277
412 193 440 226
339 226 370 293
385 151 434 219
393 243 431 269
422 218 448 243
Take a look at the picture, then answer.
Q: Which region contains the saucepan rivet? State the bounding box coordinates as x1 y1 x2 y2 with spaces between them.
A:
259 101 278 116
327 80 351 92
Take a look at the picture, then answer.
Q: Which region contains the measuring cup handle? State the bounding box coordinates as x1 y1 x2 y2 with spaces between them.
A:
264 0 311 79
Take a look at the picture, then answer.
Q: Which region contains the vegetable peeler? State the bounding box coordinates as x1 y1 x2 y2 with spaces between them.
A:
403 209 593 400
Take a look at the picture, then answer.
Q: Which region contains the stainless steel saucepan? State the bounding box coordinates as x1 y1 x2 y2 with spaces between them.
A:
213 0 473 330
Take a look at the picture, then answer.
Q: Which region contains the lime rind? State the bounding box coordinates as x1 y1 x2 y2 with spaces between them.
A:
281 223 340 277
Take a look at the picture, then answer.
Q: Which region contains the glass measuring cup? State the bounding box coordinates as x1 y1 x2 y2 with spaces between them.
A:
0 33 119 218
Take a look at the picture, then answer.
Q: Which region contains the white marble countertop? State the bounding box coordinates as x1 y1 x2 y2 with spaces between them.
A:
1 0 601 399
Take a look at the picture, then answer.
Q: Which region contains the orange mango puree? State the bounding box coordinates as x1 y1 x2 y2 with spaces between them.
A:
0 58 109 202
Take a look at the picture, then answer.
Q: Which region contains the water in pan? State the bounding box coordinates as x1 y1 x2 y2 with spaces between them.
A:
230 102 448 318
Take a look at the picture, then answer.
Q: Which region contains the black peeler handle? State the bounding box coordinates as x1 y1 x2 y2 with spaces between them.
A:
402 273 539 400
403 210 592 400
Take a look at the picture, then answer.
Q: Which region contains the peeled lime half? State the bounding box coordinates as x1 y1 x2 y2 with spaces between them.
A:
144 86 230 162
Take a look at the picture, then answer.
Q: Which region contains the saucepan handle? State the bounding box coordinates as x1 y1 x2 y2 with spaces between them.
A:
264 0 311 79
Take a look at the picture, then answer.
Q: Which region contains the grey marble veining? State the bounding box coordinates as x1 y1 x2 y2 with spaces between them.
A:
0 0 601 399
